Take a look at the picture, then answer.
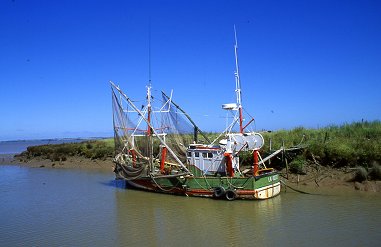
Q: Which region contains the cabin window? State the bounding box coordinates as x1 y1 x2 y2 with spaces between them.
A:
201 152 213 159
195 152 199 157
187 152 191 157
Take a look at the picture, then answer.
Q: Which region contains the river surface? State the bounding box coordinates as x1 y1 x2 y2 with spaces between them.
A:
0 141 380 246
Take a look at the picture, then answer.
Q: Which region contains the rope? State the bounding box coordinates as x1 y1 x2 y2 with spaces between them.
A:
150 175 181 192
226 176 248 189
280 179 320 195
188 174 212 191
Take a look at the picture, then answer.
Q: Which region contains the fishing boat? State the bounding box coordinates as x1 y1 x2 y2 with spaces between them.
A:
110 30 281 200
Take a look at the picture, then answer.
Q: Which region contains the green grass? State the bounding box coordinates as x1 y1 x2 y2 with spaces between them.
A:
261 120 381 170
19 139 115 161
18 121 381 178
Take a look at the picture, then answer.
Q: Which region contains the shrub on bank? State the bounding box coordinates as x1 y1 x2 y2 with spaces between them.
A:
288 155 306 175
261 120 381 170
20 139 114 161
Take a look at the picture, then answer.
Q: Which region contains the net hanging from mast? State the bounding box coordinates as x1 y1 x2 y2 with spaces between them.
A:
111 83 208 178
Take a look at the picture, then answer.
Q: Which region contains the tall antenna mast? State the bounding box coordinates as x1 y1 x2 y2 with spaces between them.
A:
234 25 244 133
146 20 152 136
146 20 153 171
148 20 152 86
147 19 152 131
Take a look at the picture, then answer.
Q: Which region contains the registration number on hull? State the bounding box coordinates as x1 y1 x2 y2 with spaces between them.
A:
268 174 279 182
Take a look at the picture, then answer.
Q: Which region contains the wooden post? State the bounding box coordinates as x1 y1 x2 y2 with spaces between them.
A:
281 140 285 163
285 156 289 179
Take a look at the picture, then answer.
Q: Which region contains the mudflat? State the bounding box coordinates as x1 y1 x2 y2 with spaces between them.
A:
2 154 113 171
3 154 380 194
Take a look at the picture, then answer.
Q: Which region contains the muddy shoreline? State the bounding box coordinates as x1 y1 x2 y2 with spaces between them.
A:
1 154 114 171
1 153 380 194
280 166 381 193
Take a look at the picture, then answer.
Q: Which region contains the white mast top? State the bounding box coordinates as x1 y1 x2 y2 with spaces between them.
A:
220 26 245 133
234 25 242 107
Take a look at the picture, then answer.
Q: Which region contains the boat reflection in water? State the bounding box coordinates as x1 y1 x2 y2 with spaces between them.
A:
114 187 283 246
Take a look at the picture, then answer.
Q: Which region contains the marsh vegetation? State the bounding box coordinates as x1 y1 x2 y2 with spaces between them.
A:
16 121 381 181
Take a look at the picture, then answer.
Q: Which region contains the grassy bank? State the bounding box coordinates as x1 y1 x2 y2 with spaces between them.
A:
16 138 114 162
15 121 381 180
259 120 381 181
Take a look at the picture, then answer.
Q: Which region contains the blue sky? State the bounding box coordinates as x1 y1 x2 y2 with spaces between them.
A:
0 0 380 141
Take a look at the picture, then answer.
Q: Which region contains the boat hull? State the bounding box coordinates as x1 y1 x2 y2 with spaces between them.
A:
119 172 281 200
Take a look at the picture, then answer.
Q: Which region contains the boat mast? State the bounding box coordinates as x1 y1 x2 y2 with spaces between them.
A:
146 85 154 173
146 85 152 136
147 21 152 136
234 25 244 133
147 22 154 172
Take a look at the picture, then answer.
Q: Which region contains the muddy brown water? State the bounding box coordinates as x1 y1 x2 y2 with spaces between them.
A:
0 164 380 246
1 140 380 246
